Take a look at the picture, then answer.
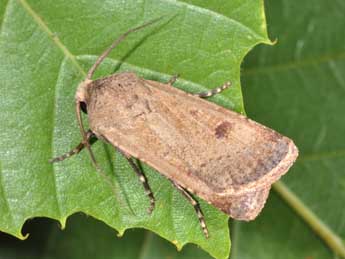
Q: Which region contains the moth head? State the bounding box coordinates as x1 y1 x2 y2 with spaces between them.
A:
75 79 93 113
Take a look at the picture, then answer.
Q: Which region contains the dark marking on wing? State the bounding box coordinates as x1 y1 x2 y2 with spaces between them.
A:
215 121 233 139
190 109 198 116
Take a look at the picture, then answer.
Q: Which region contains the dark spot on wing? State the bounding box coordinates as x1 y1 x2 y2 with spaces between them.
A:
190 109 198 116
215 121 233 139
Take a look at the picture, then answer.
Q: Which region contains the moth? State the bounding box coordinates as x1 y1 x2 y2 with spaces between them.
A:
50 18 298 238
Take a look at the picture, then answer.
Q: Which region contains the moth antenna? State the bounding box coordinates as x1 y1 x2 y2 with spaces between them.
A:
75 101 100 170
86 16 164 80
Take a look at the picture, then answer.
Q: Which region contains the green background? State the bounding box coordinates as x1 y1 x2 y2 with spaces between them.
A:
1 0 344 258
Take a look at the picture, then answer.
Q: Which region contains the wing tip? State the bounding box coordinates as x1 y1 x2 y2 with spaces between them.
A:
207 137 299 220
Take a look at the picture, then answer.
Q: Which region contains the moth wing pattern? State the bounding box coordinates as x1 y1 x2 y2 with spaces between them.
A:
87 72 298 220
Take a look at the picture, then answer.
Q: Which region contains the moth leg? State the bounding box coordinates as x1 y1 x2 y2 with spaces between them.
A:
49 130 96 163
194 81 232 98
167 74 180 85
170 180 209 238
117 149 155 214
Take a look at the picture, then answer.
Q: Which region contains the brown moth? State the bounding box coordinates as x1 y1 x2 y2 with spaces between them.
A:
50 18 298 238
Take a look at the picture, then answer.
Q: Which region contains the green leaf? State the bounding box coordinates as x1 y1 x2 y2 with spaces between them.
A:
0 215 213 259
0 0 270 258
49 214 215 259
232 0 345 258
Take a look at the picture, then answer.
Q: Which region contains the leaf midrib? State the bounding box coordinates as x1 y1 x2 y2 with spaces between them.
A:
0 0 10 33
49 60 64 219
17 0 85 77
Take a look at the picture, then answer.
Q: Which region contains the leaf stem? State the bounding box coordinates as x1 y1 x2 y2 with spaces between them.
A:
274 181 345 258
138 231 153 259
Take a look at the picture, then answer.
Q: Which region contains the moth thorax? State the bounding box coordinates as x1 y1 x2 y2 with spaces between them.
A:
75 79 93 103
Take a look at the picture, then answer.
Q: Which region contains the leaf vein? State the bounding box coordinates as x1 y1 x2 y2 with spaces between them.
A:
0 0 10 35
48 58 70 219
298 150 345 163
243 49 345 76
17 0 86 77
0 162 15 228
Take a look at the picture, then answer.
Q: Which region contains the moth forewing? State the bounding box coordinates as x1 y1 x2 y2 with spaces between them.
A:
86 73 298 221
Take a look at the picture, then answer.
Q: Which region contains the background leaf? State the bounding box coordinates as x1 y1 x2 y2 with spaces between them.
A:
0 0 270 258
232 0 345 258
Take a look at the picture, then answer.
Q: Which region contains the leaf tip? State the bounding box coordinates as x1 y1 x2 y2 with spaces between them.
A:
117 229 125 237
18 232 29 240
172 240 183 251
271 37 278 45
59 217 67 229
